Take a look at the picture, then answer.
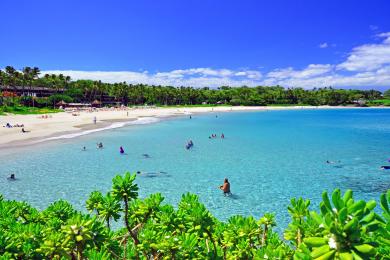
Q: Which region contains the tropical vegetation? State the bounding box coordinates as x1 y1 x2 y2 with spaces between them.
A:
0 172 389 259
0 66 389 111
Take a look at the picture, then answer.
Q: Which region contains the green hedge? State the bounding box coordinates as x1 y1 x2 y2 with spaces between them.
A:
0 172 389 259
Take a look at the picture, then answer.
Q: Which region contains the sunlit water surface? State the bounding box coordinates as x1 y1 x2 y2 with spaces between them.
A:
1 109 390 230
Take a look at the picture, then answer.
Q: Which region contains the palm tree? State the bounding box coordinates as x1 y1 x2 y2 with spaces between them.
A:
258 213 276 246
30 67 40 107
111 172 139 244
86 191 104 215
285 198 310 246
64 75 71 89
22 66 32 96
99 193 121 229
5 66 16 91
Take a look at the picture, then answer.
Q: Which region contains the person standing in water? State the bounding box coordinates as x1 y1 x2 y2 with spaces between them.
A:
221 133 225 139
219 178 231 196
120 146 125 154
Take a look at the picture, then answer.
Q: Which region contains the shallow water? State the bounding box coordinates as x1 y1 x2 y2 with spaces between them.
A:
1 109 390 230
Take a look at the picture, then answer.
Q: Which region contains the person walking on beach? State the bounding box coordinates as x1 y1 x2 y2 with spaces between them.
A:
93 116 97 124
219 178 231 196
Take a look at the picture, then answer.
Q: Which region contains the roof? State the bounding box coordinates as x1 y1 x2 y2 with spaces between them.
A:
56 100 68 105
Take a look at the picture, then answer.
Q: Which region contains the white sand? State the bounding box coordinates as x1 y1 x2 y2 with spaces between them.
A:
0 105 378 148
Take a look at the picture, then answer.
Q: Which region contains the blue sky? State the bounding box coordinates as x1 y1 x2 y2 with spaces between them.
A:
1 0 390 89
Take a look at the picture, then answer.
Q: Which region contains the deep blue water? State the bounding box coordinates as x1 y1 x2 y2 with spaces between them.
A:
1 109 390 230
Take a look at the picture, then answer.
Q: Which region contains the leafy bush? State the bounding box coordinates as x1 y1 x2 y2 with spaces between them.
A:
0 172 388 259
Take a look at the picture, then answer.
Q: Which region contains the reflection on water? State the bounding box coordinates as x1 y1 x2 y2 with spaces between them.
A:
338 176 390 194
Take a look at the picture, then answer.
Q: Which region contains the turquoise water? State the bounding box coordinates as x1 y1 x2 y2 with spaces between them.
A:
1 109 390 230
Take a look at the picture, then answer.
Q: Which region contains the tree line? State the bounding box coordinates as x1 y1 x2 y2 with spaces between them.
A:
0 172 389 259
0 65 389 108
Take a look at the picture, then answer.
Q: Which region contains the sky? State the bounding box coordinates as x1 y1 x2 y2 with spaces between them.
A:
1 0 390 89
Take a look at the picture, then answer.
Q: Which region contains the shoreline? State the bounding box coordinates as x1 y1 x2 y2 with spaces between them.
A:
0 105 388 150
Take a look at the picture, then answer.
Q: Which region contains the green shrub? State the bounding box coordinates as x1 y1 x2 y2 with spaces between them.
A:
0 173 388 259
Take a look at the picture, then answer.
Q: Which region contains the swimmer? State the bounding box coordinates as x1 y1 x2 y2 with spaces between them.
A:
326 160 340 164
120 146 125 154
82 146 86 151
221 133 225 139
142 154 150 158
219 178 231 196
7 173 16 181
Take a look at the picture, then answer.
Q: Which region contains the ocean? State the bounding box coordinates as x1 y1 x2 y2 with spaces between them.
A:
1 109 390 229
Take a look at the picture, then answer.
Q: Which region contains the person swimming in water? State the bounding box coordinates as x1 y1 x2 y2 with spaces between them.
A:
186 140 194 149
120 146 125 154
82 146 86 151
219 178 231 196
221 133 225 139
326 160 341 164
7 173 16 181
97 142 103 149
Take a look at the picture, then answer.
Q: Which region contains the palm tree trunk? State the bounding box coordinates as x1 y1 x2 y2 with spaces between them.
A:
262 226 268 247
297 228 302 246
123 197 140 260
205 230 217 256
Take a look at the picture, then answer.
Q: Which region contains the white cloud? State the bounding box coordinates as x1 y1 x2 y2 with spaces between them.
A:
41 32 390 89
267 64 332 79
319 42 328 48
337 32 390 71
42 68 262 88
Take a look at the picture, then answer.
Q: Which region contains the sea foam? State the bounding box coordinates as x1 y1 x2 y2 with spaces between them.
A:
43 117 160 141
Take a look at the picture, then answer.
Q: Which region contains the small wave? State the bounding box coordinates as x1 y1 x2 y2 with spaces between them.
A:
43 117 159 141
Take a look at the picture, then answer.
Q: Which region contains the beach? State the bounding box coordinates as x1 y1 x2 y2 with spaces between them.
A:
0 105 382 148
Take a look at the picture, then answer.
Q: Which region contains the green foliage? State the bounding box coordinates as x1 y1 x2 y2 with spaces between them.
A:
0 105 60 115
0 172 388 259
48 94 73 105
367 99 390 106
301 189 384 259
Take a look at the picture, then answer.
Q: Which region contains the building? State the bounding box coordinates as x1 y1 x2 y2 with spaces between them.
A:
0 85 64 98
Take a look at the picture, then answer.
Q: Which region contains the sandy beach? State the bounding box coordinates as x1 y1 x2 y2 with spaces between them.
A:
0 105 382 148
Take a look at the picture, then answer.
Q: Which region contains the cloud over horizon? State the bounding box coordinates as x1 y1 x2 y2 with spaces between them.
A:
41 32 390 89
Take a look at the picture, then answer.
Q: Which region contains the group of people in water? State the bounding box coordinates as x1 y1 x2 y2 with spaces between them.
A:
209 133 224 139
